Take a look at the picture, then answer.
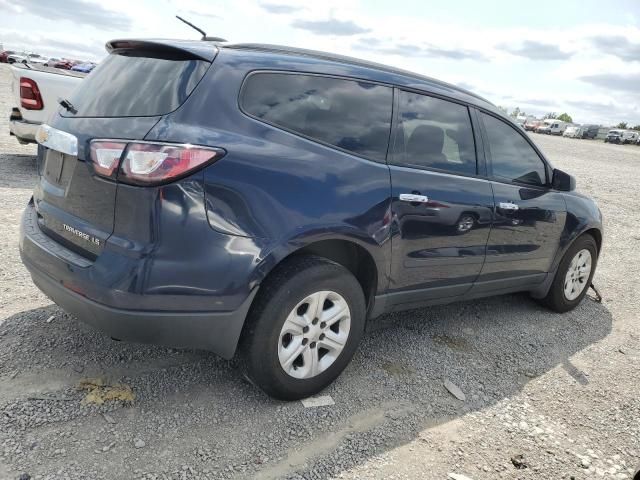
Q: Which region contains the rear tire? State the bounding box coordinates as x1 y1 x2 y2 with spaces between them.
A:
240 255 366 400
538 234 598 313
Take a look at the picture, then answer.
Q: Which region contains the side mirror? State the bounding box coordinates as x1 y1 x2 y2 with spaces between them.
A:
552 168 576 192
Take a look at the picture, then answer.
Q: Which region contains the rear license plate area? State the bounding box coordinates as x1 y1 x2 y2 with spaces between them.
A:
43 149 75 186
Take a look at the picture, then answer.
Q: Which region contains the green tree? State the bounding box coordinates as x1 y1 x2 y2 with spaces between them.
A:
616 122 628 129
557 113 573 123
632 125 640 131
543 112 558 120
511 107 526 117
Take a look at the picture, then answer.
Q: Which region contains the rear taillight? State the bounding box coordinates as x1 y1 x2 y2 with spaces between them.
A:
89 140 224 185
20 77 43 110
89 141 127 177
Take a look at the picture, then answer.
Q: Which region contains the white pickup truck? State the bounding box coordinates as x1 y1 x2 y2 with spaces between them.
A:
9 64 85 144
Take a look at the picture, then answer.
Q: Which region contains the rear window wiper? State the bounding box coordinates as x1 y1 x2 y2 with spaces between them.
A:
58 98 77 115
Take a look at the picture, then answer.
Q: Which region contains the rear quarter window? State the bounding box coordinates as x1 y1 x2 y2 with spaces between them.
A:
393 90 477 176
62 50 210 118
240 72 393 162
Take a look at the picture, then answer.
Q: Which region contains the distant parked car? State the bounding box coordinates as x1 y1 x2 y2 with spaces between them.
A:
535 122 551 134
71 62 96 73
524 119 542 131
27 54 48 66
0 50 16 63
579 124 599 139
536 120 566 135
6 52 22 64
535 119 566 135
563 126 581 138
604 129 625 143
53 59 80 70
548 121 568 135
44 57 61 67
8 52 47 65
622 131 639 144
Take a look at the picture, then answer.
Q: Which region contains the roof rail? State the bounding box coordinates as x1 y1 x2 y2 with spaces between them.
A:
224 43 493 106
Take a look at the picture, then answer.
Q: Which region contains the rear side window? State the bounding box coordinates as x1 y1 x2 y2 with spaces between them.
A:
480 112 547 186
241 72 392 162
62 50 210 117
394 90 477 175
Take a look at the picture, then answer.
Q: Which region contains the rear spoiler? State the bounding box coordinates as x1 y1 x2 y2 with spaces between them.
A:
105 39 218 62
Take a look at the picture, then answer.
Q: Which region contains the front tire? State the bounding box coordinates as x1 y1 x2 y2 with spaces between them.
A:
538 234 598 313
241 255 366 400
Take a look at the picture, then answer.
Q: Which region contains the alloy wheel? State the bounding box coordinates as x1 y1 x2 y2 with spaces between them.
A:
457 215 475 233
278 291 351 379
563 248 592 301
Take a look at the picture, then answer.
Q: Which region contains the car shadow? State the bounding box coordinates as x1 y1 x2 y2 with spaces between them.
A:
0 292 612 479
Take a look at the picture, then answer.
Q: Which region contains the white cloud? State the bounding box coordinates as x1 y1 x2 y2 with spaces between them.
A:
0 0 638 125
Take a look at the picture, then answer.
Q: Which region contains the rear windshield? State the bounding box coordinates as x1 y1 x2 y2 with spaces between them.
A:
62 50 210 118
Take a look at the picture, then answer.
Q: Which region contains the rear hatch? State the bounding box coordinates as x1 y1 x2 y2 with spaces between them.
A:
33 41 213 259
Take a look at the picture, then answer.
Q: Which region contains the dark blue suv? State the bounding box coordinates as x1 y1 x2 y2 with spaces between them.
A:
20 39 603 399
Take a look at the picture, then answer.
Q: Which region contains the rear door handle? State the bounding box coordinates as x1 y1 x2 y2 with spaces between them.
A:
498 202 519 211
399 193 429 203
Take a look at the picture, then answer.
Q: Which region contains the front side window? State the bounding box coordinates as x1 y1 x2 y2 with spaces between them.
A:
481 112 547 186
393 90 477 175
241 72 392 162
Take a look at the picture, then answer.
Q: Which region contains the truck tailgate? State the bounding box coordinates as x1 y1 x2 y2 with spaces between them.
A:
10 65 84 125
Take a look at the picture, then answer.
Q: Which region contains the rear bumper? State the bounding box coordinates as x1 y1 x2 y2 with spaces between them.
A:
9 112 39 143
25 265 256 358
20 202 258 358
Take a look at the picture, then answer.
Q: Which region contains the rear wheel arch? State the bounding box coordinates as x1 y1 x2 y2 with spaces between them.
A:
291 239 379 309
460 211 480 222
249 238 382 319
239 254 367 399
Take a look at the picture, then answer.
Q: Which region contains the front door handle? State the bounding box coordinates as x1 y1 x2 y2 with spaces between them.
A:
498 202 519 211
400 193 429 203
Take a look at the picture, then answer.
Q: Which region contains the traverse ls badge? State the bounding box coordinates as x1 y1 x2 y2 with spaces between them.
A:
62 224 101 246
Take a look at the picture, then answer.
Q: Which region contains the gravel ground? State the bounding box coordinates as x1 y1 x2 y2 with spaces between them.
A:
0 63 638 480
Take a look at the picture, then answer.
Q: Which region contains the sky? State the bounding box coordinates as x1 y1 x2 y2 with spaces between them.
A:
1 0 639 126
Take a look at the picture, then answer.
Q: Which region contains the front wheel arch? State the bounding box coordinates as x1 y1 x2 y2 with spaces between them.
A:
583 228 602 254
536 233 598 312
531 230 600 300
